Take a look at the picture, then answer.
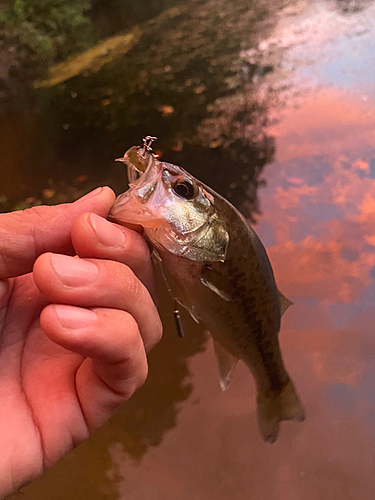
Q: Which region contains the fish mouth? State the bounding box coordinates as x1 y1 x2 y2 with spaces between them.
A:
109 149 169 228
109 187 170 229
109 194 168 228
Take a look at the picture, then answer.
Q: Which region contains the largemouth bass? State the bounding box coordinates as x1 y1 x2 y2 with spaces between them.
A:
110 138 305 443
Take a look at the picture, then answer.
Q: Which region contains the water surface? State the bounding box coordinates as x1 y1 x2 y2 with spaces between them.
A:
4 0 375 498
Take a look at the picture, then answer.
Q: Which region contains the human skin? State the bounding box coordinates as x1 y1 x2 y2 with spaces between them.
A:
0 187 162 498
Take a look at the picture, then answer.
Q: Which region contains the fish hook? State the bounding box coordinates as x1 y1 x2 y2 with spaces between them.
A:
139 135 157 158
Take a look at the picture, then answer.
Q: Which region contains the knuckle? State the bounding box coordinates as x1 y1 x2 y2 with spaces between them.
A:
121 313 150 360
123 313 141 347
71 213 89 238
121 232 153 277
155 316 163 343
147 316 163 351
135 362 148 390
139 364 148 388
120 316 148 391
24 205 48 220
117 263 141 297
119 362 148 399
105 261 141 300
134 237 152 267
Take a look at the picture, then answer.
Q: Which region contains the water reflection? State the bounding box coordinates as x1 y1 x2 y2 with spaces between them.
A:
3 0 281 217
5 0 375 498
263 88 375 306
103 1 375 498
9 291 207 500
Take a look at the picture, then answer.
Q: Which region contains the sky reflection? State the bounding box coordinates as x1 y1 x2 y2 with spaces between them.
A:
10 1 375 499
106 2 375 499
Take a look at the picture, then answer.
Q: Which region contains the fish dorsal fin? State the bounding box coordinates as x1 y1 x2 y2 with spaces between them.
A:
279 291 293 316
213 339 239 391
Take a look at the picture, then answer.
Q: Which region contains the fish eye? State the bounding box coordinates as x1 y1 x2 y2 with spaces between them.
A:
173 178 196 200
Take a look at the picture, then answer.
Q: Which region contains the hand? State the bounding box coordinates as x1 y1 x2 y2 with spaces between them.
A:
0 187 162 498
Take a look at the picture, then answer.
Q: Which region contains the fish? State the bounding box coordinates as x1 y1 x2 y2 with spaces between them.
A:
110 138 305 443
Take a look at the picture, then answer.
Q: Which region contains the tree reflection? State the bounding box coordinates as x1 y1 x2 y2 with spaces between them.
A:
0 2 283 472
43 0 279 220
110 288 208 460
3 1 375 498
8 0 375 476
0 1 279 475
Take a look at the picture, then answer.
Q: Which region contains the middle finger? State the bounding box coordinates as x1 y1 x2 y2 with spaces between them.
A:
33 253 162 352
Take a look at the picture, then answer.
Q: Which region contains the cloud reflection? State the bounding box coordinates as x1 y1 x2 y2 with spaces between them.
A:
14 1 375 499
262 89 375 307
102 45 375 500
98 3 375 499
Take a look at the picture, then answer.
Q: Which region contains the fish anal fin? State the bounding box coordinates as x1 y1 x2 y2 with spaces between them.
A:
256 380 306 444
278 291 293 317
213 340 239 391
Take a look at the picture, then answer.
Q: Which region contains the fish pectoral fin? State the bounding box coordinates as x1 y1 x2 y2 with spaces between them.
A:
213 340 239 391
278 291 293 316
187 304 200 324
156 255 200 325
177 300 200 323
200 278 232 302
152 248 162 261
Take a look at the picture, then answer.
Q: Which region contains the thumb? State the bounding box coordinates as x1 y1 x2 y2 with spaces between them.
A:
0 187 116 279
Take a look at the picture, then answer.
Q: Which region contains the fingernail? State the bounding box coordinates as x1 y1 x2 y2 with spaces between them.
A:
76 187 104 202
89 213 126 247
51 255 98 286
54 305 97 329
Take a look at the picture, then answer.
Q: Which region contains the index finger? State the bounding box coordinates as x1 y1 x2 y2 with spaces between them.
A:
71 213 157 303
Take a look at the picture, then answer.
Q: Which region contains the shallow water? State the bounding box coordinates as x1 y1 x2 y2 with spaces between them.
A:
4 0 375 498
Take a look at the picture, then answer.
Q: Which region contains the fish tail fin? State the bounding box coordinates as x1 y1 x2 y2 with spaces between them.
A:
256 380 305 444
